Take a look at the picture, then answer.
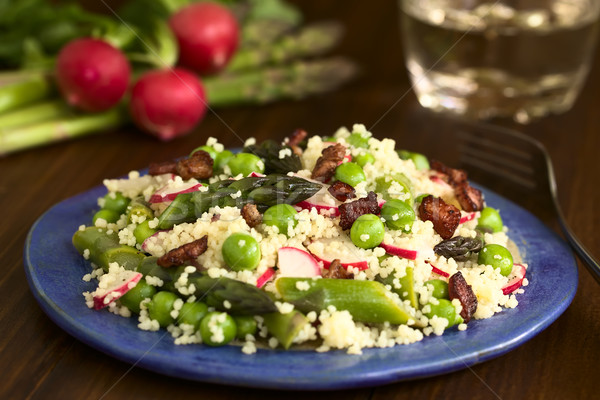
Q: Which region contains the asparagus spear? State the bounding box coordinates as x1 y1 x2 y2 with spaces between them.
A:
263 310 309 349
276 278 420 326
0 73 53 114
205 57 358 107
0 107 124 156
157 175 322 229
228 22 344 72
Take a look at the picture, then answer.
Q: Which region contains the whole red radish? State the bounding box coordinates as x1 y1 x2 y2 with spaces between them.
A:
55 38 130 112
129 68 207 141
169 2 239 75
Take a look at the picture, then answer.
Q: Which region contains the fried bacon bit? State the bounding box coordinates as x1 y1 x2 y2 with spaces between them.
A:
328 181 356 202
241 203 262 228
455 183 484 212
285 129 307 147
157 236 208 268
430 160 483 212
338 191 380 230
311 143 346 182
148 160 177 176
176 150 214 180
322 259 354 279
430 160 467 185
448 271 478 323
418 195 460 239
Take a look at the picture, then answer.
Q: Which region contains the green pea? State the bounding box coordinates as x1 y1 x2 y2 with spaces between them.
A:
200 311 237 346
350 214 385 249
228 153 265 176
425 299 463 327
477 207 503 233
147 291 179 327
102 192 130 214
375 174 413 203
263 204 298 236
398 150 430 170
177 302 209 330
214 150 234 172
353 152 375 167
478 244 513 276
233 315 258 339
334 162 366 187
134 220 156 245
222 232 261 271
380 199 415 231
425 279 449 299
119 279 157 314
190 145 217 160
346 132 370 148
93 209 119 224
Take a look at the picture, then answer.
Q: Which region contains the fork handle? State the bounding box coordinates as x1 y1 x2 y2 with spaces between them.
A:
557 215 600 283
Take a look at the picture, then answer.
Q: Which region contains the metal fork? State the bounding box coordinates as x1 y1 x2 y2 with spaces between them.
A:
454 121 600 283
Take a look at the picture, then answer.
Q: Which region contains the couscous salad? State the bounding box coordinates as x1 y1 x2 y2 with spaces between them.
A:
73 124 527 354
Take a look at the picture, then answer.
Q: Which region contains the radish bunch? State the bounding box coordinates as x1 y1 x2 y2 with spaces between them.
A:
54 2 239 141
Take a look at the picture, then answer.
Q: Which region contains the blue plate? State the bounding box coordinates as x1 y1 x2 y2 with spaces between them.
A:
24 184 577 390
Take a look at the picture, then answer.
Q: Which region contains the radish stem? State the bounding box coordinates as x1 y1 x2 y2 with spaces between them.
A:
0 73 54 114
0 100 72 130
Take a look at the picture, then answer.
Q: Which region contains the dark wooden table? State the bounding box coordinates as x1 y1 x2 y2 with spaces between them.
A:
2 1 599 399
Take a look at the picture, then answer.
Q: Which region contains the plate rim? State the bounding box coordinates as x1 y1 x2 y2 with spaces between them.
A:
24 183 578 390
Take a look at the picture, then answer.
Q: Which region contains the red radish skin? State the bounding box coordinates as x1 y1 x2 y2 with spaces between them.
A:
426 261 450 278
295 184 341 216
502 263 527 295
169 2 239 75
149 182 203 204
249 172 266 177
380 243 418 260
277 247 321 278
56 38 130 112
307 237 369 271
460 212 477 224
256 267 276 288
92 270 142 310
129 68 207 140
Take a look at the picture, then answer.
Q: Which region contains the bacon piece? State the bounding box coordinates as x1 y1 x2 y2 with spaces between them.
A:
448 271 478 323
322 259 354 279
286 129 307 147
430 160 467 185
148 160 177 176
455 183 484 212
176 150 213 180
328 181 356 202
311 143 346 182
338 191 380 230
157 236 208 268
418 195 460 239
241 203 262 228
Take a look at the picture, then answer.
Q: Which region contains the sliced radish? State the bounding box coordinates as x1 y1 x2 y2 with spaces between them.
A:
257 267 276 288
380 242 418 260
426 261 450 278
249 172 265 177
460 212 477 224
141 229 169 253
430 175 453 189
295 184 341 216
502 263 527 295
92 268 142 310
149 182 203 204
277 247 321 278
307 236 368 271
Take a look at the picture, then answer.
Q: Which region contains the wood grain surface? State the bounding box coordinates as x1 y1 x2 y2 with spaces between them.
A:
1 1 599 399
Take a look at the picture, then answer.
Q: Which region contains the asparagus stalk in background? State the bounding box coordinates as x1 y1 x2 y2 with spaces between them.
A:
0 100 71 130
0 73 53 113
206 57 358 106
0 107 124 156
240 18 298 47
228 22 344 72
